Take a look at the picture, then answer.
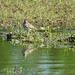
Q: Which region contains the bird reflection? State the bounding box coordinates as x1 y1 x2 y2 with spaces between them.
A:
22 46 36 57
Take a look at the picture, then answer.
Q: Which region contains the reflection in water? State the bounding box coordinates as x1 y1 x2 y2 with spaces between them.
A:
1 38 75 75
22 46 36 57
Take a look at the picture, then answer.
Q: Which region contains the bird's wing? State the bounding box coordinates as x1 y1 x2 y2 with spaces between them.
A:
27 22 37 29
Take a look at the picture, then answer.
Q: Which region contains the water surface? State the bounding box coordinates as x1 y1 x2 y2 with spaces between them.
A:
0 35 75 75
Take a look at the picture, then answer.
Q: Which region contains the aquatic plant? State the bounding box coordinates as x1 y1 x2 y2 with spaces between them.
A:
1 0 75 45
6 65 22 75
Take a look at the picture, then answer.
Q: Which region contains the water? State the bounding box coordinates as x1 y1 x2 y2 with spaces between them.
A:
0 36 75 75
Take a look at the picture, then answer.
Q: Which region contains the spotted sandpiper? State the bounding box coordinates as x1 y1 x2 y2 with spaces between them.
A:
22 19 37 31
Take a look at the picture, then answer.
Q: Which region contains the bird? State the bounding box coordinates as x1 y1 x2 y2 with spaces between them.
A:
22 47 36 57
22 19 37 31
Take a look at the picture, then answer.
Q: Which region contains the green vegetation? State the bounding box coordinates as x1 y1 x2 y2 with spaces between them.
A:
0 0 75 28
6 66 22 75
0 0 75 44
1 1 75 74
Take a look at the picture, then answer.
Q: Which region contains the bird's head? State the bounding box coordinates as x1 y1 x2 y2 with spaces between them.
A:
23 19 27 24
